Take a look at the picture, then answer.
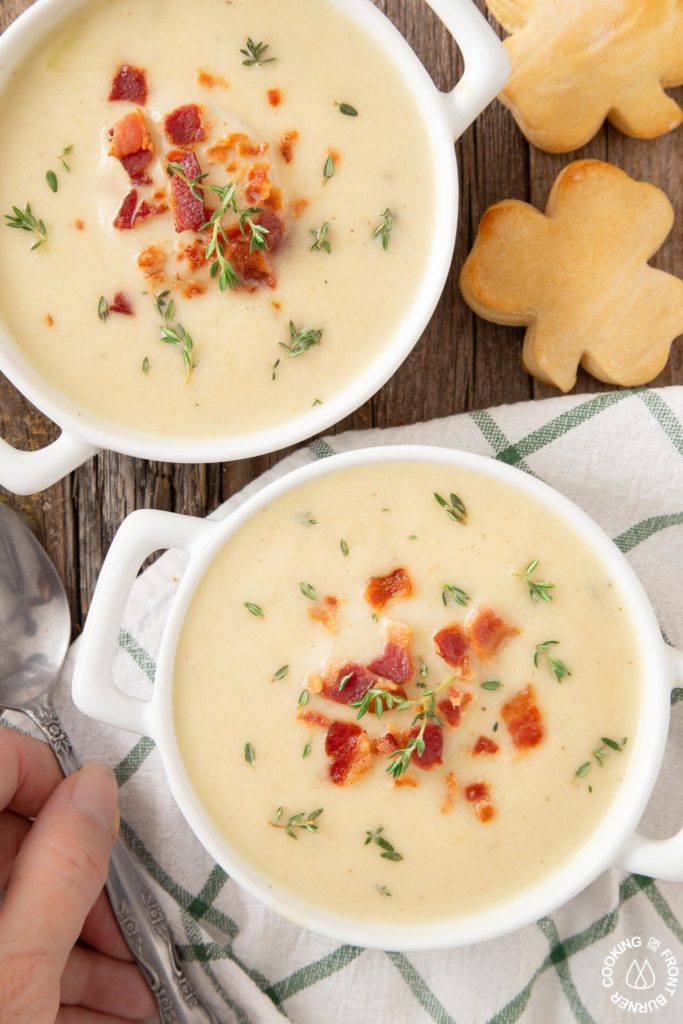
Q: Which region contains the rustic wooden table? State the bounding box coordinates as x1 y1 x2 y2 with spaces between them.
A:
1 0 681 635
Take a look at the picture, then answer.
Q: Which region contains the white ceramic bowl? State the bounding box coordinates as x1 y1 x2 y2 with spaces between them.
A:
73 445 683 951
0 0 510 495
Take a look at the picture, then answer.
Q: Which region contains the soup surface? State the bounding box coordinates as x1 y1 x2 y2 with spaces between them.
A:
174 461 641 923
0 0 434 437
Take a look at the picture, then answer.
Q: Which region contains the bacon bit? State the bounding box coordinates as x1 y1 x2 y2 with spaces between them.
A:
206 133 247 164
109 64 148 104
114 192 166 230
292 198 309 218
325 721 372 786
409 722 443 771
375 731 400 757
74 219 85 231
437 688 473 728
244 162 272 205
221 210 285 288
167 149 206 233
268 88 283 106
271 300 282 311
164 104 207 146
363 567 413 612
121 149 154 184
183 280 206 299
308 595 340 634
264 186 284 213
321 662 375 706
472 735 499 756
279 130 299 163
109 109 153 160
501 684 544 750
177 238 208 271
109 291 134 315
153 187 166 201
44 314 54 326
237 138 268 158
137 244 167 283
197 68 229 89
328 147 341 163
394 774 418 788
433 623 471 674
367 619 414 683
465 605 519 662
465 781 494 822
297 708 330 729
441 771 458 813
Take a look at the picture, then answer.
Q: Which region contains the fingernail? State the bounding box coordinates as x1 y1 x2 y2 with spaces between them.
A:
71 762 119 836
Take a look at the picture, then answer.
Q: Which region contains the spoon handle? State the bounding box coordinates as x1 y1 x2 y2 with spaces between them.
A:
27 698 218 1024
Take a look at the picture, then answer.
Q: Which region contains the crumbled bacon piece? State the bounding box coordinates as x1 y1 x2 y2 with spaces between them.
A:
394 775 418 788
433 623 471 674
441 771 458 813
268 88 283 106
206 133 247 164
279 130 299 163
465 605 519 661
244 162 272 205
297 708 330 729
114 190 166 230
137 244 167 282
221 210 284 289
197 68 229 89
238 138 268 158
109 109 153 160
109 292 134 315
325 721 372 785
409 722 443 771
109 64 148 104
44 314 54 326
292 198 309 218
183 280 206 299
501 685 544 750
74 219 85 231
177 238 208 271
167 150 206 233
120 149 154 184
363 567 413 611
321 662 375 706
472 735 499 756
375 731 400 757
367 619 414 683
308 595 339 633
465 781 494 822
437 688 473 727
164 104 207 145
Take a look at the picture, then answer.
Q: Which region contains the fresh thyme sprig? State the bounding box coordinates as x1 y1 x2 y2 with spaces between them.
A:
534 640 571 682
372 208 393 250
280 320 323 358
575 736 627 780
441 583 470 608
310 222 331 253
241 38 276 66
270 807 322 839
4 203 47 250
160 322 194 382
434 492 467 524
514 559 555 602
364 827 403 862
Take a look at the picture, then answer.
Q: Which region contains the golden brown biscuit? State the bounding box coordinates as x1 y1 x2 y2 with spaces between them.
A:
487 0 683 152
460 160 683 392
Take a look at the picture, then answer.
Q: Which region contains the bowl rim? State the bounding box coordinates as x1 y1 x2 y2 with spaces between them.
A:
0 0 459 463
150 444 670 950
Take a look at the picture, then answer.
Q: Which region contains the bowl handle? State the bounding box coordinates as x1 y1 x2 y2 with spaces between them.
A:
615 645 683 881
424 0 511 139
0 431 97 495
72 509 219 737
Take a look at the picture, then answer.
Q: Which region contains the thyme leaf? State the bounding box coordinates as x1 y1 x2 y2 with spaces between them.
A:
270 806 322 839
513 559 555 602
299 581 317 600
244 742 255 766
534 640 571 682
46 170 58 193
372 207 393 251
241 38 276 66
441 583 470 607
310 221 331 253
337 102 358 117
323 154 334 184
160 322 194 382
434 491 467 524
244 602 264 617
58 145 74 173
4 203 47 250
280 320 323 358
97 296 109 321
340 538 349 557
273 664 289 680
364 826 403 861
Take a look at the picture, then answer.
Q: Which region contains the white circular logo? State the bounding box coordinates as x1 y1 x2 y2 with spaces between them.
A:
601 935 680 1014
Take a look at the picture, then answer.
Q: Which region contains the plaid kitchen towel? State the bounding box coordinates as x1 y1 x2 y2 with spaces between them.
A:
4 386 683 1024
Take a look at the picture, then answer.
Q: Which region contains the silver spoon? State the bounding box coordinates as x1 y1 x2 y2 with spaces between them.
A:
0 501 218 1024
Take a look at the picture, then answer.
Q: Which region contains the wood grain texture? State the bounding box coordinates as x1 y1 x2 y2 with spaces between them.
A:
0 0 681 633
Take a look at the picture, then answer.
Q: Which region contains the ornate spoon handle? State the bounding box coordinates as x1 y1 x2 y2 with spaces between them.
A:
27 695 218 1023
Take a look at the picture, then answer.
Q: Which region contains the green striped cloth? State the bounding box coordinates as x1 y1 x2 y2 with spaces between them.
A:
6 387 683 1023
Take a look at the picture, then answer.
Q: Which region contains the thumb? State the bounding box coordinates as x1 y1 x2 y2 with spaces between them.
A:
1 762 119 980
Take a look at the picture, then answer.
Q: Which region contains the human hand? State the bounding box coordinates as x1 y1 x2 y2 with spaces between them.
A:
0 726 157 1023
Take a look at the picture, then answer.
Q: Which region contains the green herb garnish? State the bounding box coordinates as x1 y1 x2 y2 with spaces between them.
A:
245 602 264 617
434 491 467 524
372 207 393 251
303 742 312 759
299 581 317 600
441 583 470 608
270 806 322 839
154 290 175 320
364 826 403 862
97 296 109 321
534 640 571 682
280 320 323 358
241 38 276 66
310 222 331 253
273 664 289 680
376 885 392 896
160 322 194 382
514 559 555 602
142 356 150 375
244 742 255 766
575 736 627 780
46 170 58 193
481 680 502 691
323 154 334 184
340 538 349 557
297 689 310 707
5 203 47 250
337 102 358 117
58 145 73 172
418 659 428 680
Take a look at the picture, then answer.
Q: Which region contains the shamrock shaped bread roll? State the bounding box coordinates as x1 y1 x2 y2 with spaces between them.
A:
460 161 683 392
487 0 683 152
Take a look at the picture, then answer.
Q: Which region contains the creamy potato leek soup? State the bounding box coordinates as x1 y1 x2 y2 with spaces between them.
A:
0 0 434 438
173 462 641 923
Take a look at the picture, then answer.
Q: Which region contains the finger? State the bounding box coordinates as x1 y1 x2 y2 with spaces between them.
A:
61 945 157 1019
1 762 119 983
0 808 29 886
0 724 63 816
56 1009 150 1024
80 890 135 963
